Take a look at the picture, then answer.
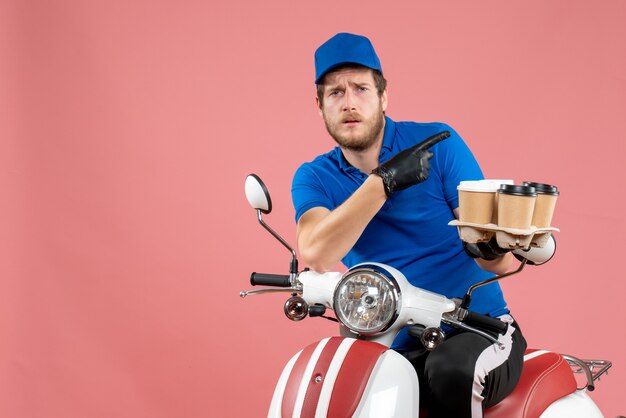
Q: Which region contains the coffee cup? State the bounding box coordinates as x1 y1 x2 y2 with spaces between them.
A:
486 179 514 223
523 182 559 228
497 184 537 229
457 180 513 224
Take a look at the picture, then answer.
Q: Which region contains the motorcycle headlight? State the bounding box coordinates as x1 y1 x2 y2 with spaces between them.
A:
333 264 401 335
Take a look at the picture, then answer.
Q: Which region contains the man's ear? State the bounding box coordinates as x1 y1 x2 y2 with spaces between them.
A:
381 89 388 113
316 96 323 117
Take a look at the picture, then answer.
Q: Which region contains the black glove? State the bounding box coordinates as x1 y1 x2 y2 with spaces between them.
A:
463 237 511 261
372 131 450 196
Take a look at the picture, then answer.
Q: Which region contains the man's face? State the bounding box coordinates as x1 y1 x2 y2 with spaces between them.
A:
318 67 388 152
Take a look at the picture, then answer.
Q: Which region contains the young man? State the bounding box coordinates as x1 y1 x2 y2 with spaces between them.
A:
291 33 526 418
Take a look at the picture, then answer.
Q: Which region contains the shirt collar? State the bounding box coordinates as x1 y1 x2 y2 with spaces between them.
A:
379 115 396 159
336 146 351 170
336 115 396 171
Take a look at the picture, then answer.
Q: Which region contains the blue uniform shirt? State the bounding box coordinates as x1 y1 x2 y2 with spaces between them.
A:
291 116 509 350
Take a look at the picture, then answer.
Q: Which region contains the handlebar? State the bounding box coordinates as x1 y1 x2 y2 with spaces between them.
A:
250 272 291 287
462 311 508 335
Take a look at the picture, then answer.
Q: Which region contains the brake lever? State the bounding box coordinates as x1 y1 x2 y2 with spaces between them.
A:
441 313 505 350
239 286 300 298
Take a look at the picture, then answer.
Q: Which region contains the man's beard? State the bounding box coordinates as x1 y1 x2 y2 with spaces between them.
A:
323 109 385 152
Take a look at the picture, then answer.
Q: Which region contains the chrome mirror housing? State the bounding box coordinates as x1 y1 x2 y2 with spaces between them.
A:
245 173 272 214
512 234 557 266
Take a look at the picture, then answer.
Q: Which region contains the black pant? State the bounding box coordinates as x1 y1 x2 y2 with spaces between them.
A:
400 317 527 418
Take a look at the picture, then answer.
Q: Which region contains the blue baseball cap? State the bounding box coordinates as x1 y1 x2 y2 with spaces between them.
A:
314 33 382 84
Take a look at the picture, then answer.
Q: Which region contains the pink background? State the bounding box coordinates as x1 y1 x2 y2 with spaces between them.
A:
2 0 625 417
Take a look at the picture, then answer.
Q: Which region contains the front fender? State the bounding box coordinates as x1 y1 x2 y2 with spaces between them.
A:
268 337 419 418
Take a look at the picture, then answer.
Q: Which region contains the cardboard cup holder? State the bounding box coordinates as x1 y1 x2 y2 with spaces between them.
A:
452 180 560 250
448 220 559 250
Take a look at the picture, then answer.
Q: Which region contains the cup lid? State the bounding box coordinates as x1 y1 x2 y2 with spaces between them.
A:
497 184 537 196
523 181 559 195
458 179 514 192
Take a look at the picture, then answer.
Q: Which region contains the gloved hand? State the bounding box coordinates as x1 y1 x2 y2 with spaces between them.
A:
371 130 450 196
463 237 511 261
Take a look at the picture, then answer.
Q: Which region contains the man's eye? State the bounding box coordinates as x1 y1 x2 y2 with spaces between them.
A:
329 91 342 96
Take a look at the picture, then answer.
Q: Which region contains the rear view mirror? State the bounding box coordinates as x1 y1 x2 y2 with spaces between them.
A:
245 174 272 214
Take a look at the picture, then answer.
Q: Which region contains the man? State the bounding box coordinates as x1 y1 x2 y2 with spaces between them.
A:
291 32 526 418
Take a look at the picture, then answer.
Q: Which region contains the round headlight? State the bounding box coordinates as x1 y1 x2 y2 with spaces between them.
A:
333 265 401 335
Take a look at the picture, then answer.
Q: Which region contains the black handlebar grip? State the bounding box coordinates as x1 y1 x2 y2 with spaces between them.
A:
250 272 291 287
464 312 509 335
414 130 451 151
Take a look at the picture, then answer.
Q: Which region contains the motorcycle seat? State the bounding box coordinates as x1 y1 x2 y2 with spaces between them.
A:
484 349 578 418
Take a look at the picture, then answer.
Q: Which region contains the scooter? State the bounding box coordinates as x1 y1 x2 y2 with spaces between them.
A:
240 173 613 418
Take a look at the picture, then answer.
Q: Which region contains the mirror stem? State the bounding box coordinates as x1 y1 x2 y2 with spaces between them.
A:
257 210 299 274
460 259 527 310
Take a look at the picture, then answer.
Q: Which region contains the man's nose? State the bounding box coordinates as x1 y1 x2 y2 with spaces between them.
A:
342 90 356 111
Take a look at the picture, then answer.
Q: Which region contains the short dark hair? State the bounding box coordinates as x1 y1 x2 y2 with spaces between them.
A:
316 65 387 106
